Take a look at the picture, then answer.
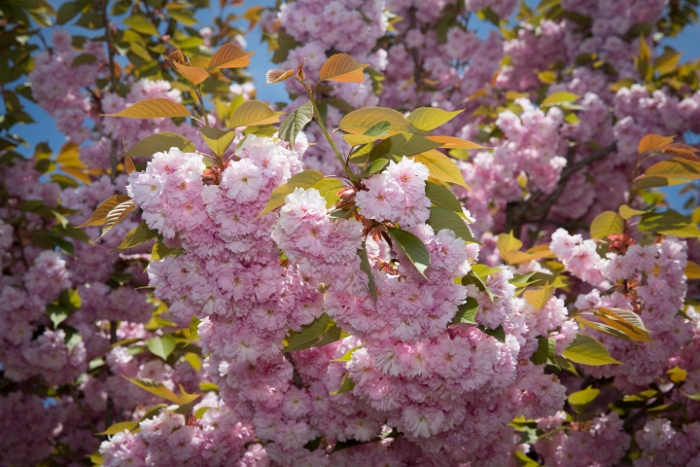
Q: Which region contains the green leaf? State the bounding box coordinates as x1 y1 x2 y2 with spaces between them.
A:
121 132 195 157
386 226 431 278
331 346 362 362
589 211 624 240
478 325 506 343
284 314 342 352
568 385 600 413
541 91 580 107
450 297 478 325
358 248 377 304
168 8 197 25
147 335 176 361
126 378 180 404
425 181 463 214
638 210 700 238
114 221 158 251
531 336 556 366
47 305 70 329
259 170 325 217
330 374 356 395
619 204 649 220
278 101 313 147
411 150 469 189
427 207 479 243
562 333 622 366
344 120 393 146
124 14 159 36
407 108 463 133
466 264 502 301
97 421 140 435
369 133 441 162
151 237 181 261
57 1 81 24
200 127 235 157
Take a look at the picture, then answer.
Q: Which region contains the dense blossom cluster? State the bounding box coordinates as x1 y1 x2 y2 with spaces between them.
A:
2 0 700 466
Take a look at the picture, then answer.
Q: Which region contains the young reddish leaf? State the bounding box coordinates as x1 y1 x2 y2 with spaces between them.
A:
171 61 210 85
124 156 136 174
208 43 255 69
319 53 369 83
78 194 132 228
266 69 295 84
100 199 136 238
638 134 675 154
103 98 191 119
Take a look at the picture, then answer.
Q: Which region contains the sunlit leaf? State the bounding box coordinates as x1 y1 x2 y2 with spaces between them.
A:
497 231 523 258
686 261 700 280
125 377 180 404
266 69 294 84
568 386 600 413
330 374 356 395
100 199 136 238
411 150 469 189
638 134 675 154
97 421 140 435
425 135 488 150
147 335 176 361
590 211 624 240
208 43 255 69
319 54 369 83
200 127 235 157
228 100 284 128
79 194 132 228
407 108 463 133
171 61 209 85
541 91 580 107
103 98 191 119
339 107 413 135
562 333 622 366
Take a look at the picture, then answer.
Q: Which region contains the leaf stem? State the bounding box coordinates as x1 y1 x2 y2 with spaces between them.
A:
303 82 354 179
194 86 210 128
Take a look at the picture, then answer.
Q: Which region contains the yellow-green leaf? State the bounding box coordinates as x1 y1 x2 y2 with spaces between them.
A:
590 211 624 240
103 98 191 119
497 231 523 258
97 421 140 435
312 178 345 208
228 100 284 128
411 150 469 189
568 386 600 413
523 286 554 310
339 107 413 135
562 333 622 366
124 14 159 36
319 53 369 83
619 204 648 220
147 335 176 361
208 43 255 69
541 91 580 107
125 377 180 404
330 374 356 395
684 261 700 279
200 127 235 157
407 108 463 133
502 244 556 265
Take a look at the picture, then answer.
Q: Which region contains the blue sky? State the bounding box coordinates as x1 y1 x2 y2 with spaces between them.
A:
16 0 700 211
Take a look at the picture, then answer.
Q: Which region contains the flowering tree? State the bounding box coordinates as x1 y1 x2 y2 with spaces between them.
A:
1 0 700 466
